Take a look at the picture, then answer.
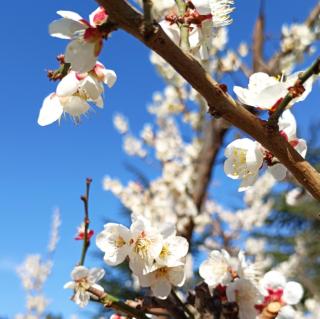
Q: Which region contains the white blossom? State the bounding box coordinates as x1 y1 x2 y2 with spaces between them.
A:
224 138 264 191
64 266 105 308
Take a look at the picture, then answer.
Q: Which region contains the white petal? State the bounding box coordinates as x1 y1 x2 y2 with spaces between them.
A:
49 19 86 39
168 266 186 287
60 96 90 116
56 71 80 97
94 96 104 108
238 173 258 192
295 139 307 158
159 20 180 45
88 268 105 283
151 278 172 299
74 290 90 308
277 305 296 319
56 10 84 21
102 69 117 88
38 93 63 126
71 266 89 281
257 83 288 109
192 0 210 14
169 236 189 260
96 223 131 266
80 75 103 100
65 40 97 73
268 164 287 181
64 281 75 289
279 110 297 139
282 282 304 305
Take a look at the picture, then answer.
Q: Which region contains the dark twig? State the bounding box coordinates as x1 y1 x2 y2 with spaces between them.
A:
267 56 320 128
79 178 92 266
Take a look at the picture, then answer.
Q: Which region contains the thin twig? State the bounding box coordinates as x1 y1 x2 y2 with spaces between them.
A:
170 289 194 319
267 56 320 128
79 178 92 266
88 287 149 319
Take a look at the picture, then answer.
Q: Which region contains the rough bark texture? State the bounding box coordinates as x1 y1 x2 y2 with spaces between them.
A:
97 0 320 201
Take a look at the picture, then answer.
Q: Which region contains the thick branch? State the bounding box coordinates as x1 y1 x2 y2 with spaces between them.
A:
180 118 229 241
97 0 320 201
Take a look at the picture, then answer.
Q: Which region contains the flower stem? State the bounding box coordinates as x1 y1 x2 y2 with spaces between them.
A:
175 0 190 51
267 56 320 128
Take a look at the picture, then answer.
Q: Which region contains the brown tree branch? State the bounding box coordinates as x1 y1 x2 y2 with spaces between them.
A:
180 118 229 241
96 0 320 201
252 3 268 72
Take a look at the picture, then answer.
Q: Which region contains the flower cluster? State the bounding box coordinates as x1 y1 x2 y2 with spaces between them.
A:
38 8 117 126
159 0 234 60
199 250 304 319
96 215 189 299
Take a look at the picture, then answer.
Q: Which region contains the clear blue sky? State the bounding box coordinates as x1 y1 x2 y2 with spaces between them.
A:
0 0 319 317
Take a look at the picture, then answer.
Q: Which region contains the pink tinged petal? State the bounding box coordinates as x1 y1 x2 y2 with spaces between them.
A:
56 71 80 97
268 164 287 181
56 10 84 21
80 76 103 100
89 7 108 27
257 83 288 109
279 110 297 139
151 278 172 299
37 94 63 126
282 282 304 305
60 96 90 117
65 40 97 73
49 18 87 39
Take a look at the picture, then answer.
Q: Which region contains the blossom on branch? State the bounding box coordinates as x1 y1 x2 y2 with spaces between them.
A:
49 8 109 73
223 138 264 192
64 266 105 308
233 71 315 111
38 62 117 126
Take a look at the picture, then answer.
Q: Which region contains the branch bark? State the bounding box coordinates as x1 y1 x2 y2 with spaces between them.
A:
97 0 320 201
